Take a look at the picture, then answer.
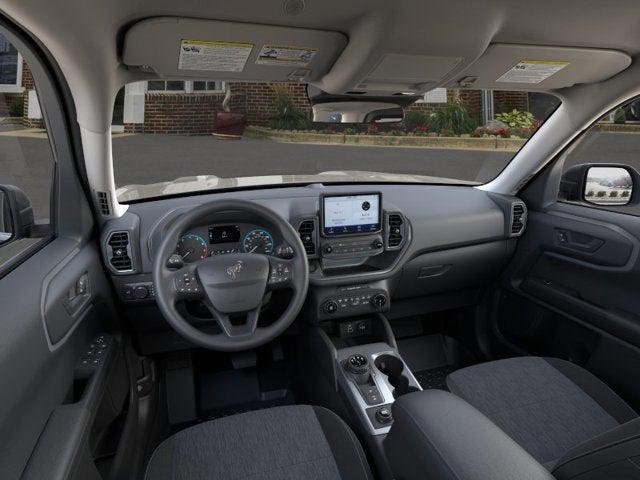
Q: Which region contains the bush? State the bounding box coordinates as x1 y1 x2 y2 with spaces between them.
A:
586 190 594 197
429 101 476 135
268 85 310 130
596 191 606 197
614 108 626 124
610 190 619 197
495 109 535 129
8 96 23 117
622 190 630 197
404 111 430 131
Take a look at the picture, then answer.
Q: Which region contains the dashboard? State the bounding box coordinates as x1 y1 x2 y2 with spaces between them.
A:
100 184 527 354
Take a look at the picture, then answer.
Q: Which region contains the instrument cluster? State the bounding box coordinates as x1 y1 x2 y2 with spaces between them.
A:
174 224 276 264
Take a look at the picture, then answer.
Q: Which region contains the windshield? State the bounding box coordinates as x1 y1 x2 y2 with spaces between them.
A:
112 82 560 202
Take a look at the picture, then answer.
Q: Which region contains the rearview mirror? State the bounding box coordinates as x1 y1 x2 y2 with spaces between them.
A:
307 85 420 124
0 185 35 245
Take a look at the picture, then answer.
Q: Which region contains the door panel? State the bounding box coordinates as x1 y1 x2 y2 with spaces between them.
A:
0 241 120 479
0 23 129 479
496 202 640 410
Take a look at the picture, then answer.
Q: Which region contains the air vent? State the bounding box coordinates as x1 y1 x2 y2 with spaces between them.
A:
387 213 405 248
510 203 527 236
96 191 111 216
298 219 316 256
108 231 133 272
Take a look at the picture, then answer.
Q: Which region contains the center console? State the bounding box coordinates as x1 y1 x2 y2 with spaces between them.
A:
336 343 422 435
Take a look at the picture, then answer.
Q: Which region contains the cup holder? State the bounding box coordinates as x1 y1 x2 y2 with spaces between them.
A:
374 354 420 398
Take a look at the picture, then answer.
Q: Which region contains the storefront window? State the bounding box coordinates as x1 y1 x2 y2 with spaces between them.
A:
0 34 21 87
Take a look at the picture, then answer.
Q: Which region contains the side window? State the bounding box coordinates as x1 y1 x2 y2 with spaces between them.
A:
559 98 640 215
0 33 55 267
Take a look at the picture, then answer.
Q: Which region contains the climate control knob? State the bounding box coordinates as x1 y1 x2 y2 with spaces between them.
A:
324 300 338 314
371 294 387 309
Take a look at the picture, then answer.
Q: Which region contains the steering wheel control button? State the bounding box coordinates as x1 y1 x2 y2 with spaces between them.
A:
375 406 393 424
268 262 291 285
174 273 200 296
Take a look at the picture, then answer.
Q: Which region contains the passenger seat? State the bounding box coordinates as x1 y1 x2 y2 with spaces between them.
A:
383 356 640 480
446 357 638 470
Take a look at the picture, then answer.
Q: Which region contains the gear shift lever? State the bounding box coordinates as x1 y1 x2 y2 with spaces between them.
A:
344 354 370 384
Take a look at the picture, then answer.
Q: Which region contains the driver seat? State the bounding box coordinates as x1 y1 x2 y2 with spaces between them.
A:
145 405 373 480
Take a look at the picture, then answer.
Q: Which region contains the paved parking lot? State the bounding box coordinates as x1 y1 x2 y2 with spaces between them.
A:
2 131 640 220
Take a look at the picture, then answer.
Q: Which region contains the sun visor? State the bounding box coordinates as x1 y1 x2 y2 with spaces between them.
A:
446 44 631 91
122 17 347 82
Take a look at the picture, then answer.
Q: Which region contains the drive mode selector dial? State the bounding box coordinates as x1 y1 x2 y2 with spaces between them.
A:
346 354 369 375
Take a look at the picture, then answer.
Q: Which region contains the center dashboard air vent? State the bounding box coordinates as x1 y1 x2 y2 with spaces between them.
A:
510 202 527 236
298 219 317 257
387 213 405 249
107 231 133 272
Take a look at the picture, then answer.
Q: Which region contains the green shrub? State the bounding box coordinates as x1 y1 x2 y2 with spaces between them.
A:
8 96 23 117
614 108 626 124
404 111 430 131
610 190 619 198
621 190 630 198
596 191 606 197
586 190 594 197
429 101 476 135
269 85 310 130
495 109 535 129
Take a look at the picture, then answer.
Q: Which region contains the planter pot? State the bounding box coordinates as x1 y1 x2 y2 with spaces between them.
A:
213 112 246 139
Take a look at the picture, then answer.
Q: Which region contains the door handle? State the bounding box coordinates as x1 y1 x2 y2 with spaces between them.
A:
555 229 604 252
64 272 91 316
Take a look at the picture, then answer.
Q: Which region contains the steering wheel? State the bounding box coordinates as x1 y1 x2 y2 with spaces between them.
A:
152 199 309 351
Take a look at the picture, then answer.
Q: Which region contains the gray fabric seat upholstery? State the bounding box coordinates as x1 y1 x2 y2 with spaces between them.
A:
145 405 372 480
446 356 638 470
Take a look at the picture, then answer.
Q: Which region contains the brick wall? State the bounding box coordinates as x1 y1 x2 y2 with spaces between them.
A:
139 93 225 134
21 63 44 129
493 91 529 115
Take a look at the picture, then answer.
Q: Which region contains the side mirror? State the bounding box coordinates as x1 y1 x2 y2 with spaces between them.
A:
0 185 35 245
560 164 637 206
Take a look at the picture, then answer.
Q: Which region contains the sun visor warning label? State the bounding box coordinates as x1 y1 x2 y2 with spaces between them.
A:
178 40 253 72
256 45 317 66
496 60 569 84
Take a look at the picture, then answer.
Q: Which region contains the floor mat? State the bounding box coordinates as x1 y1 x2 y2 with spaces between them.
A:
413 365 457 390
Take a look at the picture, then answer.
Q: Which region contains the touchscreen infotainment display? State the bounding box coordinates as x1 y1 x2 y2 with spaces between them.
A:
322 193 381 236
